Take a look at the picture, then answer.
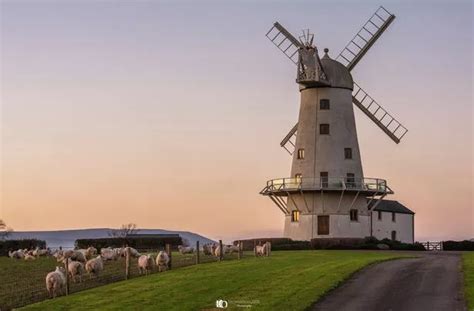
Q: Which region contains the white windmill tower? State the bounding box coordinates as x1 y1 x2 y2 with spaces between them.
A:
260 7 408 241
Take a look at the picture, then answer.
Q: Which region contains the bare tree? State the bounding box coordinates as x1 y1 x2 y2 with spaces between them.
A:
108 223 138 238
0 219 13 240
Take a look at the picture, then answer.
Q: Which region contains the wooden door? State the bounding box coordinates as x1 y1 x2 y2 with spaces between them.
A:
318 215 329 235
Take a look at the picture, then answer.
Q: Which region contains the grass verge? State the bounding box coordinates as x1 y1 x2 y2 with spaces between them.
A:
463 252 474 310
22 250 406 311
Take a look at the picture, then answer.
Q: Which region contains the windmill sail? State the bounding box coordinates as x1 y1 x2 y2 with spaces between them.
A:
280 123 298 155
352 83 407 144
337 6 395 71
266 22 303 64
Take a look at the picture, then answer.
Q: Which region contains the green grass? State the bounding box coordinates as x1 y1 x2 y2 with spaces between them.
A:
463 252 474 310
22 251 406 311
0 251 224 309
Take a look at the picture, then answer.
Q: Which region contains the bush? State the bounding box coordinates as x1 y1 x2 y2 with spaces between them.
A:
311 238 365 250
272 241 312 251
236 238 295 251
0 239 46 256
442 240 474 251
75 236 183 251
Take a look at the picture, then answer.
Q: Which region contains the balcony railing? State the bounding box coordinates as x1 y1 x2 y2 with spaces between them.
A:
262 176 390 194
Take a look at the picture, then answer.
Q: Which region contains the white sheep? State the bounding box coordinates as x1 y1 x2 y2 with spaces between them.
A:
8 250 25 259
178 245 195 254
33 247 49 257
57 250 86 263
155 251 169 272
138 254 155 275
226 243 241 254
85 255 104 279
122 247 141 258
202 243 213 256
24 254 36 261
45 266 66 298
101 247 118 261
213 244 229 258
255 242 271 257
67 260 85 283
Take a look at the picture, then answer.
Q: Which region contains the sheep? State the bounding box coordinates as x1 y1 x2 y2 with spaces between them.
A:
85 255 104 279
101 247 119 261
138 254 155 275
67 260 85 283
57 250 86 263
45 266 66 298
226 243 241 254
8 249 25 259
33 247 49 257
155 251 169 272
213 244 229 258
24 254 36 261
178 245 195 254
86 246 97 258
202 243 214 256
255 242 271 257
122 247 141 258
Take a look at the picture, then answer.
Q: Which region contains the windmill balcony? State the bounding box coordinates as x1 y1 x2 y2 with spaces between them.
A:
260 177 393 197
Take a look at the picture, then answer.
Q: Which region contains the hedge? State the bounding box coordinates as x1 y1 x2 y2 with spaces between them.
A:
442 240 474 251
75 236 182 251
0 239 46 256
235 236 426 251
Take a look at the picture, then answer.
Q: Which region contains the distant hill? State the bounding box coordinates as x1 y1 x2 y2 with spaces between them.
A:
7 228 216 249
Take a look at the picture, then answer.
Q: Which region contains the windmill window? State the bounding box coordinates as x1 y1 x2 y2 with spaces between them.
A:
378 211 382 221
344 148 353 159
297 149 305 159
392 212 396 222
320 124 330 135
320 172 328 188
350 209 358 221
320 99 330 110
291 210 300 222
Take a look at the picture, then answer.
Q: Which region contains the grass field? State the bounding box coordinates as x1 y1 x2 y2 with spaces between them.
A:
463 252 474 310
22 251 405 311
0 251 224 309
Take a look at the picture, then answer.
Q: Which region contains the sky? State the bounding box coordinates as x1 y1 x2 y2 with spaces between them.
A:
0 0 472 242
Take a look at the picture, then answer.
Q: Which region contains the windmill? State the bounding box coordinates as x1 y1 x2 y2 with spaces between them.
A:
260 6 407 240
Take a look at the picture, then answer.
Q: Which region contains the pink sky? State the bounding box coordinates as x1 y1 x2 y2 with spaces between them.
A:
1 1 472 242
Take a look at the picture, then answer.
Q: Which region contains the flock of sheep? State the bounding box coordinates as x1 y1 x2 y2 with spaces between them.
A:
7 241 271 299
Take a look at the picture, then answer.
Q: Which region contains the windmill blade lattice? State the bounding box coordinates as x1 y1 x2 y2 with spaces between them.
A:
337 6 395 71
352 82 408 144
266 22 303 64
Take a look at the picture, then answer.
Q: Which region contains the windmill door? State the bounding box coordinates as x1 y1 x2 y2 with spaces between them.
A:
317 215 329 235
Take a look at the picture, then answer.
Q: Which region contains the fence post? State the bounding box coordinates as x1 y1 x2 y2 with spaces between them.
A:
196 241 200 265
254 240 257 257
125 247 130 280
267 242 272 257
427 241 430 251
166 244 172 269
64 257 69 296
237 241 242 260
219 240 223 262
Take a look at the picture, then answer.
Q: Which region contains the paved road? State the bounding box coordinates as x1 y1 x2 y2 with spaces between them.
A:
312 252 466 311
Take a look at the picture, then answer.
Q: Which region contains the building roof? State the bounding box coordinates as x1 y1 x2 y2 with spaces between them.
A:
369 200 415 215
320 50 353 90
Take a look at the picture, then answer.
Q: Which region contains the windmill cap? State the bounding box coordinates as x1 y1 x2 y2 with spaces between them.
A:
320 57 353 90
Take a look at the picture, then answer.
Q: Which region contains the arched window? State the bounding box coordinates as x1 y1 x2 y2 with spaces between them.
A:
391 230 397 241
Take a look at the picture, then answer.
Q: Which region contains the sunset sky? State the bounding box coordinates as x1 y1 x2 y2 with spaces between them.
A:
1 0 472 242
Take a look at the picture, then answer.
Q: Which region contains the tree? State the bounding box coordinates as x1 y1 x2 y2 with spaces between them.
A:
0 219 13 240
108 223 138 238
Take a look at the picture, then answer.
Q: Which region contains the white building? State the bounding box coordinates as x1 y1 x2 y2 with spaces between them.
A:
260 9 414 244
370 200 415 244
